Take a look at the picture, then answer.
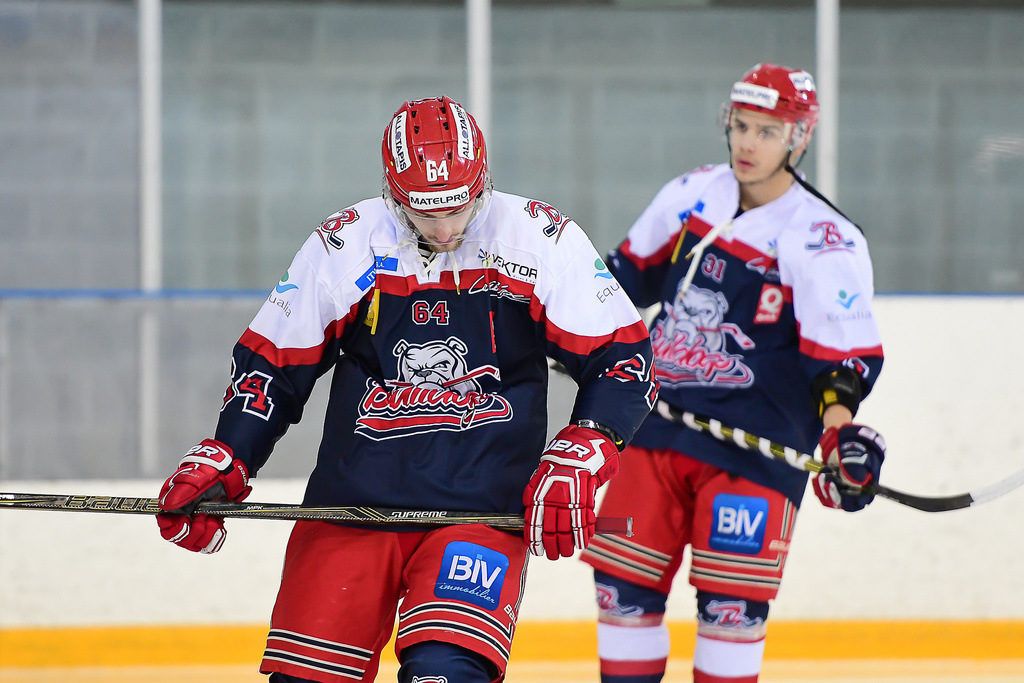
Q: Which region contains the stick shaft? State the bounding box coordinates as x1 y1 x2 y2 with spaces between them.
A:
550 347 1024 513
655 401 1024 512
0 493 630 534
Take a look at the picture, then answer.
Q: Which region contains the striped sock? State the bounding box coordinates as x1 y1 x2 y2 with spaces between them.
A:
598 621 669 683
692 634 764 682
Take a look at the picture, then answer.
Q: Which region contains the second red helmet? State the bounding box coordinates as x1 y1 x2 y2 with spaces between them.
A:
729 63 820 142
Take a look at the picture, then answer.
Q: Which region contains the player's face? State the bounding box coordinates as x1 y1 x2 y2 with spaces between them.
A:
402 203 474 252
728 108 794 183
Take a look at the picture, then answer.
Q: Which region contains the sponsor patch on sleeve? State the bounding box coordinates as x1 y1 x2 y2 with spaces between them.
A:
355 256 400 291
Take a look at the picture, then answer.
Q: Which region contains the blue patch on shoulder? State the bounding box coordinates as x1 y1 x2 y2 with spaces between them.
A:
434 541 509 611
678 200 706 225
355 256 400 291
376 256 399 272
709 494 769 555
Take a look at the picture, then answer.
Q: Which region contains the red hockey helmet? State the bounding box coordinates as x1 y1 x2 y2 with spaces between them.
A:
382 96 490 217
727 63 820 147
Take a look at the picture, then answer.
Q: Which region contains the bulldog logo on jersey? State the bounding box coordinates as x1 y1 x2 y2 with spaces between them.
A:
355 336 514 440
651 284 755 388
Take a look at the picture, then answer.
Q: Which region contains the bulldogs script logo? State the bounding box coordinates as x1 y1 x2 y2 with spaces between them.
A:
699 599 766 639
355 336 514 440
315 207 359 251
596 583 645 619
605 354 659 410
525 200 573 243
651 284 755 388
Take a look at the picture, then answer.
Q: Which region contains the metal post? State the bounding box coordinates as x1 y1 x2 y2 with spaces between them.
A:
466 0 492 137
138 0 162 475
139 0 162 289
816 0 839 199
0 301 9 478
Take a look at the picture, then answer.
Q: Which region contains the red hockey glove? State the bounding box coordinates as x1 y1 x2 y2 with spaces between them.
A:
812 424 886 512
156 439 252 554
522 425 619 560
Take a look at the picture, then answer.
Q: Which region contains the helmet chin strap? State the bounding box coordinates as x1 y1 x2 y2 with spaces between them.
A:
787 119 813 168
788 143 809 169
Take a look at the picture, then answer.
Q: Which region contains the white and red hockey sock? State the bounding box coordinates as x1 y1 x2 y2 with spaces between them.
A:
598 620 670 682
692 633 765 683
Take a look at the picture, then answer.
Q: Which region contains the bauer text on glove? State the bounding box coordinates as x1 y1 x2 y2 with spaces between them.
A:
522 425 619 560
156 439 252 554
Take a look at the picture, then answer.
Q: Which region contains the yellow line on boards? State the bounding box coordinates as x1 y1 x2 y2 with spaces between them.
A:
1 621 1022 667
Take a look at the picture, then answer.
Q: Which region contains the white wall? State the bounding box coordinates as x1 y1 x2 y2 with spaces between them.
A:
2 297 1022 627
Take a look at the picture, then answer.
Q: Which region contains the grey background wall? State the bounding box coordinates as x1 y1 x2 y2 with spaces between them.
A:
0 1 1022 478
3 1 1022 292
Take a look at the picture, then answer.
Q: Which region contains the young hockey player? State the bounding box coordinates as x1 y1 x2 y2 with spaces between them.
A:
154 95 657 683
581 64 887 683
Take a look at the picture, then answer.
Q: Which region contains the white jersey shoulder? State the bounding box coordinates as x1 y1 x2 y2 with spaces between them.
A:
248 192 644 350
477 191 590 276
776 184 881 355
480 191 644 337
247 197 392 350
776 185 872 288
654 164 731 211
625 164 730 259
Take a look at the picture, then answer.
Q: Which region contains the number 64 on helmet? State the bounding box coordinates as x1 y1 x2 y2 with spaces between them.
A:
381 95 492 232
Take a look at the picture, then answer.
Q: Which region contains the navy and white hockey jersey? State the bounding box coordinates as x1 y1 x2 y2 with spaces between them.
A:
215 191 657 515
609 164 884 504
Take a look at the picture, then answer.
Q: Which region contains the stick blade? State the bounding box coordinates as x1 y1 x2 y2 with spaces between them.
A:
876 485 974 513
876 466 1024 513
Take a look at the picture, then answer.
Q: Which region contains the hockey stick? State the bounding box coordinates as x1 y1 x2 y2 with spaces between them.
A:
546 359 1024 512
652 400 1024 513
0 492 633 536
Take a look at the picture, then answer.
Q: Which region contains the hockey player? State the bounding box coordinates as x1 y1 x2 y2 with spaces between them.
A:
155 96 657 683
581 64 887 683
